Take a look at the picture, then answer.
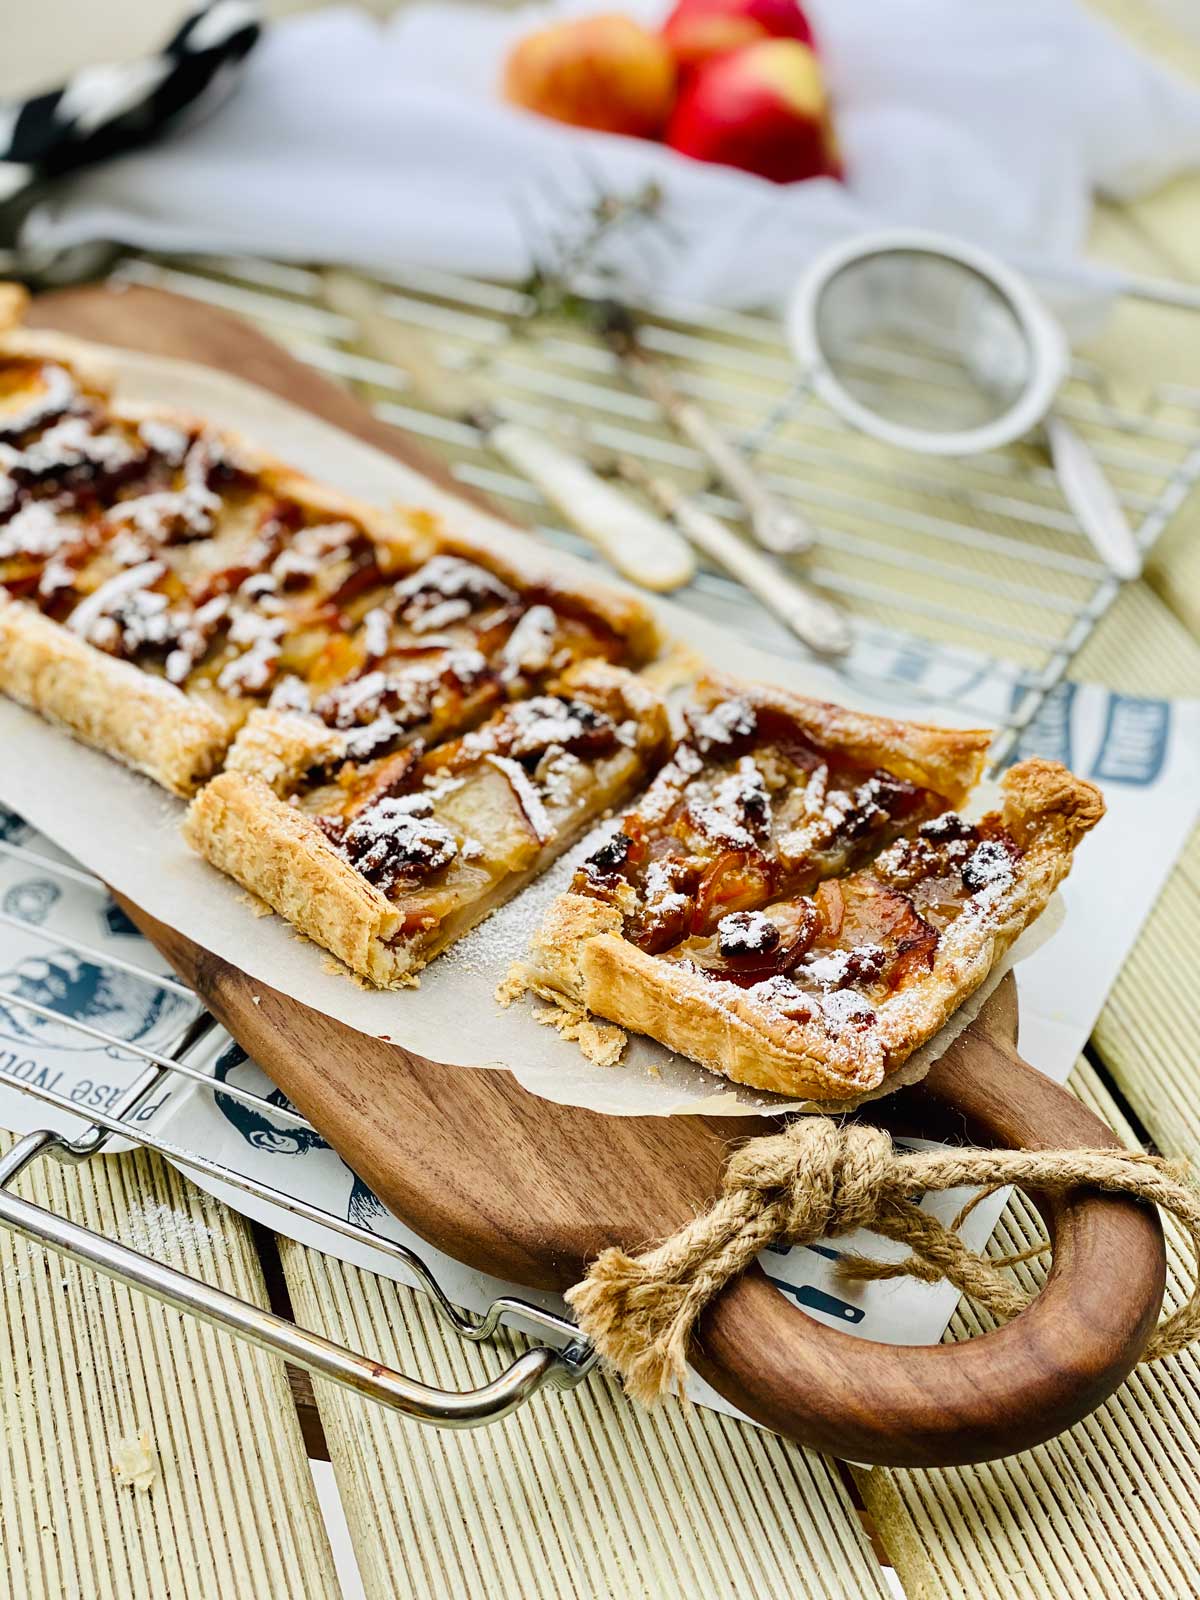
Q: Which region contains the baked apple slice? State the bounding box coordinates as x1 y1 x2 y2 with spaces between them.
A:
523 680 1103 1101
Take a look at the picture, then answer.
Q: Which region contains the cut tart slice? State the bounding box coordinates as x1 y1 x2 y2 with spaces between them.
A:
185 660 671 987
218 545 659 796
522 679 1103 1100
0 329 661 795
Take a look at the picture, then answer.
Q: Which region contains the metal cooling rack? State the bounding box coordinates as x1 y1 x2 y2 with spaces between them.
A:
2 247 1200 1430
0 834 598 1428
110 249 1200 764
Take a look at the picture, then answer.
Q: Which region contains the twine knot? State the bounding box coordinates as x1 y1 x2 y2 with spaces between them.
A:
723 1120 893 1240
566 1117 1200 1407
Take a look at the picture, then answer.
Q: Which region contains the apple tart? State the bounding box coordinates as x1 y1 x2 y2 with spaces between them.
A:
523 677 1104 1100
0 333 659 795
186 660 670 986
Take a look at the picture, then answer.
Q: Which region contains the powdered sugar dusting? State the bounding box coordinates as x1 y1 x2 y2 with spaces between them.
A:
802 944 886 988
500 604 556 680
818 989 877 1027
0 362 78 439
0 501 72 561
644 860 689 921
962 839 1016 918
689 697 756 752
66 561 166 646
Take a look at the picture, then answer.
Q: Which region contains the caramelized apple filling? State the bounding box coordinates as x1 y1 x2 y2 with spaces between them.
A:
286 555 632 764
573 691 949 954
308 670 668 936
1 351 643 748
665 809 1021 1031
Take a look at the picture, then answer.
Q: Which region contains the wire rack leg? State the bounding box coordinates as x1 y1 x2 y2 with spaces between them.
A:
0 1132 594 1429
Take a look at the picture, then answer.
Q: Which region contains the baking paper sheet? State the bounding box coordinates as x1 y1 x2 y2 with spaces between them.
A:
0 345 1050 1118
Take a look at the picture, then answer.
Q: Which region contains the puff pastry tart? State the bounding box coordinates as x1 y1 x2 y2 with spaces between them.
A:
186 660 670 986
0 332 659 795
524 676 1104 1101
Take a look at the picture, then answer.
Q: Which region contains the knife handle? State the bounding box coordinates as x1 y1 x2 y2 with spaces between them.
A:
489 422 696 593
665 491 851 657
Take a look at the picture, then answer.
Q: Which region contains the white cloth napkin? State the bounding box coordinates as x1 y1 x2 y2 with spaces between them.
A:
21 0 1200 315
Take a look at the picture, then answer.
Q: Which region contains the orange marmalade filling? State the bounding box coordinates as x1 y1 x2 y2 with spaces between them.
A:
574 695 1022 1031
0 353 636 761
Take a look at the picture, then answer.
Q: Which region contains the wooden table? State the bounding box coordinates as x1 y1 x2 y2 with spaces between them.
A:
3 3 1200 1594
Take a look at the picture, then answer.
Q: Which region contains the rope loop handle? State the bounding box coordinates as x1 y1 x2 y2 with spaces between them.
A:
566 1118 1200 1406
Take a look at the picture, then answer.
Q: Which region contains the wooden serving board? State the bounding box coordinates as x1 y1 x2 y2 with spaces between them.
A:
33 284 1167 1467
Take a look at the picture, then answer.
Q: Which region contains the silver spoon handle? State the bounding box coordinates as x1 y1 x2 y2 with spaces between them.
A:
636 471 851 656
673 398 813 555
628 357 813 555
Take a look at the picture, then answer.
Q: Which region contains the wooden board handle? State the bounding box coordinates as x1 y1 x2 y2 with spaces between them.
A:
697 983 1166 1465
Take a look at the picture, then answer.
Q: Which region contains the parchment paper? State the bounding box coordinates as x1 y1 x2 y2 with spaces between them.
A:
0 346 1048 1117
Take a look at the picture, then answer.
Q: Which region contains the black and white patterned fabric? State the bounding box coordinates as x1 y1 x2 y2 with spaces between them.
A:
0 3 260 207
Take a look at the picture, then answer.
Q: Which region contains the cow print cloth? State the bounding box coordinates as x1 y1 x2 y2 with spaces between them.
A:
0 3 260 205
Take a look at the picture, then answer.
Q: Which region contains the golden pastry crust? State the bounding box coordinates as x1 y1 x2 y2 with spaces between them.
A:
0 595 234 795
698 673 991 806
186 661 670 987
223 707 348 795
0 284 30 334
0 326 118 398
184 769 407 985
525 757 1103 1101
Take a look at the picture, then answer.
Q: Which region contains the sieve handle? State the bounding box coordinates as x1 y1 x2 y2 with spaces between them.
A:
1045 416 1143 581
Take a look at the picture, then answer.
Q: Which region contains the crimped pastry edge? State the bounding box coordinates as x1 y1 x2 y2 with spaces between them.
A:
184 769 410 986
697 672 992 807
523 758 1104 1101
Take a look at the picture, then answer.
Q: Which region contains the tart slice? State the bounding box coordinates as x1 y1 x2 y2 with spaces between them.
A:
0 331 432 792
522 678 1103 1100
216 545 659 796
185 660 671 987
0 329 660 795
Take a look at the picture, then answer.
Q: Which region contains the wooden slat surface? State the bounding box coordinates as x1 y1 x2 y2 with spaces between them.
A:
858 1059 1200 1600
280 1237 891 1600
0 1135 338 1600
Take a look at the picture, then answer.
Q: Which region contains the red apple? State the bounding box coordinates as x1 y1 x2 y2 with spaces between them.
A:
665 39 838 184
503 13 677 139
662 0 815 72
